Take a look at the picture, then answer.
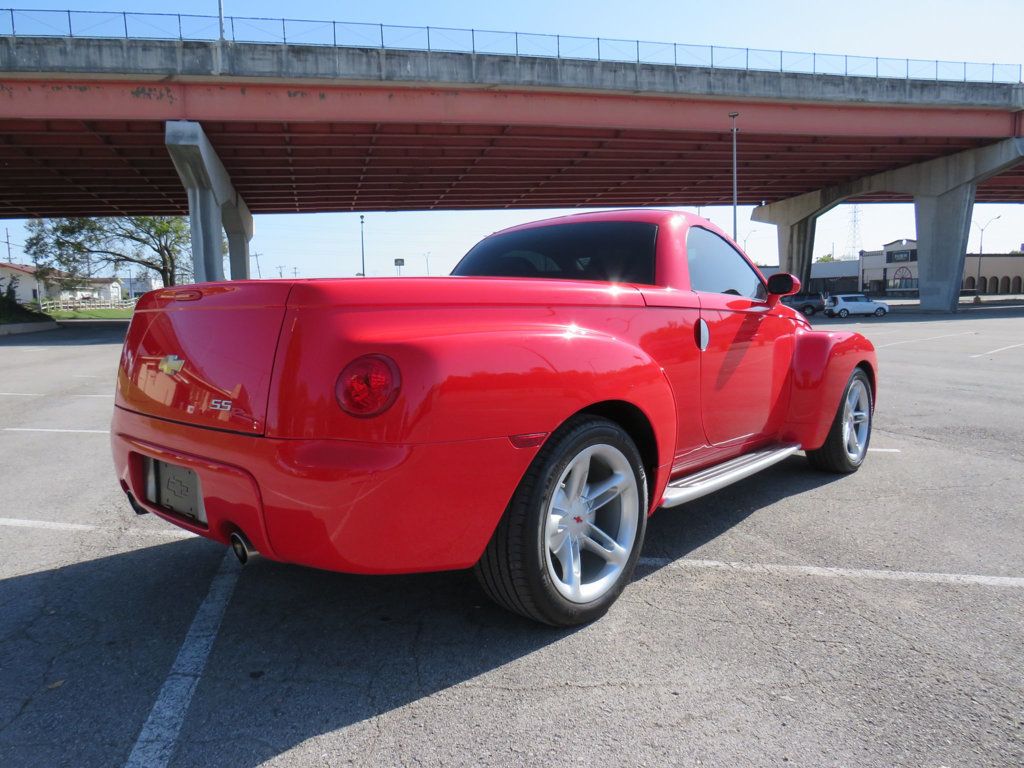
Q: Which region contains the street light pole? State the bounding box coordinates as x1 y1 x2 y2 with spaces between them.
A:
742 229 757 251
729 111 739 241
359 214 366 277
973 214 1000 292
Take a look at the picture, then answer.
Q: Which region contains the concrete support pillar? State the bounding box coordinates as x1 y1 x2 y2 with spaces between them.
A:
165 120 253 283
776 215 818 289
914 183 976 312
222 197 253 282
752 138 1023 313
184 185 224 283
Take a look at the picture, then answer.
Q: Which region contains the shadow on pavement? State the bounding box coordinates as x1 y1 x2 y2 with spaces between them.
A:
0 537 226 767
0 320 127 348
640 454 844 569
0 456 843 767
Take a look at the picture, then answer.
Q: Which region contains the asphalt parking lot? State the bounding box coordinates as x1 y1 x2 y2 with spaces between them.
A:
1 309 1023 767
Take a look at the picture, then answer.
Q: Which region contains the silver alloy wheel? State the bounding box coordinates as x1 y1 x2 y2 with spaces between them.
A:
842 378 871 462
544 444 639 604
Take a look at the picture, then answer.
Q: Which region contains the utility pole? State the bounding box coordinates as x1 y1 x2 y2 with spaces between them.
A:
276 265 285 279
424 251 431 276
218 0 225 41
292 267 299 278
359 215 366 277
4 228 12 263
729 111 739 241
251 252 262 279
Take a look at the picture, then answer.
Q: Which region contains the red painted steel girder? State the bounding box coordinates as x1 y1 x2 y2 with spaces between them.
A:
0 79 1022 217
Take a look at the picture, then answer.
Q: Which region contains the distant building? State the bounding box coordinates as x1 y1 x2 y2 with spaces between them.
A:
761 259 859 295
57 276 123 302
121 274 163 298
860 238 1024 296
860 238 919 296
0 262 59 303
0 262 129 304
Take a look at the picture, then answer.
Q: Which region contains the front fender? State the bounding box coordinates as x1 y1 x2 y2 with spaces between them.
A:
779 328 877 450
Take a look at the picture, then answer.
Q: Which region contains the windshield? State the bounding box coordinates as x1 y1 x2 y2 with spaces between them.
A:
452 221 658 285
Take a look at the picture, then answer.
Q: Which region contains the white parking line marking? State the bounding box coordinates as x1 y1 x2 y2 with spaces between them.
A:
0 393 111 398
867 448 901 453
969 342 1024 358
124 550 239 768
875 331 975 349
0 516 196 539
637 557 1024 588
3 427 109 434
0 516 93 531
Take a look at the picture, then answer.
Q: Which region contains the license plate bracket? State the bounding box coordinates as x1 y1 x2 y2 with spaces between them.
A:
144 458 207 524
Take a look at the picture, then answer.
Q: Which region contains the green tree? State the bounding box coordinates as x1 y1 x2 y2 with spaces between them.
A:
816 253 837 263
26 217 192 288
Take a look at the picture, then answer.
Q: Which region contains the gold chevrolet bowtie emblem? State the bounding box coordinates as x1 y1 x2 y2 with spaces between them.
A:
158 355 185 376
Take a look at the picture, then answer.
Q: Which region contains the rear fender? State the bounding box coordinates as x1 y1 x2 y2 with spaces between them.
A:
267 311 676 508
270 312 673 441
779 328 877 450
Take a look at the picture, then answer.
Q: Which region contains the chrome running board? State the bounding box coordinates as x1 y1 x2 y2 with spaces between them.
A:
660 444 801 508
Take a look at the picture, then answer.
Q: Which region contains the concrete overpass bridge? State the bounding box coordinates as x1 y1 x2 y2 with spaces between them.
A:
1 12 1022 310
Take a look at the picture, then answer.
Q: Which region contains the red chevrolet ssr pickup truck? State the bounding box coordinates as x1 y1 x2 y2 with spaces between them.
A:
112 209 877 626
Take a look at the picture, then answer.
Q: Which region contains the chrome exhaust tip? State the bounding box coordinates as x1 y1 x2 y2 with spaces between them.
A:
229 532 255 565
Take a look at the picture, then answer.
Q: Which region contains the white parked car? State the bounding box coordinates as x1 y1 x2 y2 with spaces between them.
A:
824 294 890 318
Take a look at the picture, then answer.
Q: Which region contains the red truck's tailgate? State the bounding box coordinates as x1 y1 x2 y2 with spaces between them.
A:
116 282 292 435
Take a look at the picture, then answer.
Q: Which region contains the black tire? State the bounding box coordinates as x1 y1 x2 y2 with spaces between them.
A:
837 308 850 318
474 415 648 627
874 308 886 317
801 305 816 316
806 368 873 474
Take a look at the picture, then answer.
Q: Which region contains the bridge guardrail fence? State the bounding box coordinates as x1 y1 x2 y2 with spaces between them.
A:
1 8 1021 84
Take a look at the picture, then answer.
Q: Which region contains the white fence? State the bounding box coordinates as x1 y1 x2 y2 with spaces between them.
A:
40 298 137 313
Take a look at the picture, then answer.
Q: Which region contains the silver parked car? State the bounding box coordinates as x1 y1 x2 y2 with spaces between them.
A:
824 294 890 318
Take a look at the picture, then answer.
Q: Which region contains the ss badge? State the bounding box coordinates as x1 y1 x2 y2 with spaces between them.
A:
210 399 233 412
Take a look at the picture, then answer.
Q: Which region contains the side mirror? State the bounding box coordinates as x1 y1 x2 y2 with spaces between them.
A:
766 273 801 305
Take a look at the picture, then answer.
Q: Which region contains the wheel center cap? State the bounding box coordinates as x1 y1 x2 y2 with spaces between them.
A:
564 501 590 533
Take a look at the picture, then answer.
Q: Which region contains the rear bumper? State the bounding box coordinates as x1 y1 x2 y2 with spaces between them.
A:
111 406 538 574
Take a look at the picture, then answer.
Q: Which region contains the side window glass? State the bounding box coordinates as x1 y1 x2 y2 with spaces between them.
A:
685 227 767 300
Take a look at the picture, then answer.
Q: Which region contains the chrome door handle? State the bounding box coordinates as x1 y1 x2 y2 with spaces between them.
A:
695 318 710 351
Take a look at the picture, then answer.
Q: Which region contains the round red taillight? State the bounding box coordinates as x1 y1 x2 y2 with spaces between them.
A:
335 354 401 417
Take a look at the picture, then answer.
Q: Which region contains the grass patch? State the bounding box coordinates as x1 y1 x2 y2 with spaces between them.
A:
47 308 135 320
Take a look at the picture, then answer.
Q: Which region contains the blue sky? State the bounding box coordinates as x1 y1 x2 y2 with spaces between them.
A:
3 1 1023 277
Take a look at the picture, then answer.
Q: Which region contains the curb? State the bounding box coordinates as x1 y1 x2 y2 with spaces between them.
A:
0 320 60 336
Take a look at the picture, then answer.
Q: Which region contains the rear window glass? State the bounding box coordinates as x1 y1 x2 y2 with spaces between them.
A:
452 222 658 285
